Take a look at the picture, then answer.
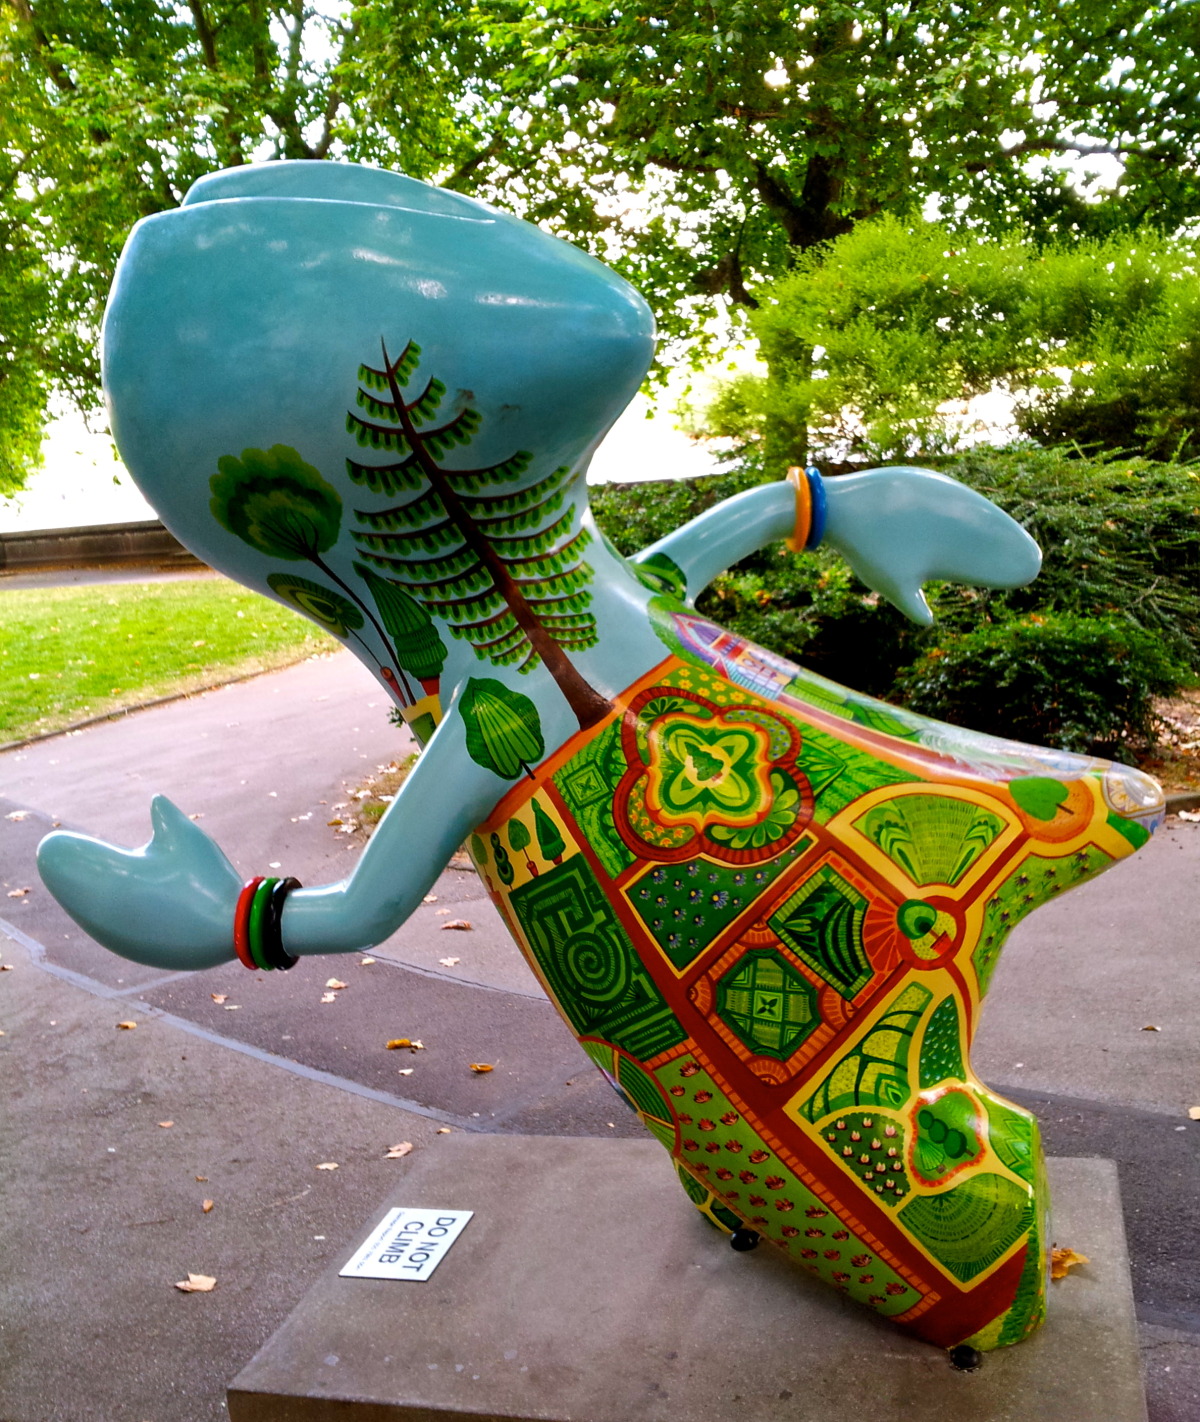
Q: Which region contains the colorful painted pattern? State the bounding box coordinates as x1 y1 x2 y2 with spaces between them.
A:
468 615 1163 1351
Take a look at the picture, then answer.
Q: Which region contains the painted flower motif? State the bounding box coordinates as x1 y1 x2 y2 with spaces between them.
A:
644 712 774 832
709 771 804 850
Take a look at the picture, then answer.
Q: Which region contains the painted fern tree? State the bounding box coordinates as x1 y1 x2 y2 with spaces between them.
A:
347 339 612 730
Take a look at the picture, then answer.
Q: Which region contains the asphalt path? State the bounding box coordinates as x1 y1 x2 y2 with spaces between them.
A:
1 649 1197 1419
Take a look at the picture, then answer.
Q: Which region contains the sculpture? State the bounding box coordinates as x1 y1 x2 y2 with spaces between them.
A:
37 162 1164 1351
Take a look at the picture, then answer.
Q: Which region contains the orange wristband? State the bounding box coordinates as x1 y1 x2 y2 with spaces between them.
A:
785 466 812 553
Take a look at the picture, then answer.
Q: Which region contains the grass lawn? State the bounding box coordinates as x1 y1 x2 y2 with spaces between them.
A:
0 575 339 744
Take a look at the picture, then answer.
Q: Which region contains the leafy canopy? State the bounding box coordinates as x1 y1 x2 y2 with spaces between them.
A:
3 0 1198 492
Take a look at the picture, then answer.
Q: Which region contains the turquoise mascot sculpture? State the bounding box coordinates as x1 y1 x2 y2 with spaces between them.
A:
38 162 1163 1351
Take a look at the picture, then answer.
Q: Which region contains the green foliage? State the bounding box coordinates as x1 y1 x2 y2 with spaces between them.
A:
0 577 337 744
709 218 1200 466
594 446 1199 753
210 445 342 559
895 614 1186 756
6 1 1199 490
459 676 546 779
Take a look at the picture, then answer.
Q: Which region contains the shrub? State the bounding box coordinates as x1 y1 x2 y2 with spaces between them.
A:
705 217 1200 466
895 614 1187 756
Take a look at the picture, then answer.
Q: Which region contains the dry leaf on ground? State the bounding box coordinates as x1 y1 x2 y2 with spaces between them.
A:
1050 1247 1089 1280
1188 1106 1200 1120
174 1273 217 1293
397 1067 414 1076
423 895 438 904
223 1004 241 1011
195 1176 208 1182
359 956 376 966
469 1063 494 1074
436 1127 452 1134
158 1120 174 1129
4 810 30 821
0 965 12 971
1177 809 1200 822
1142 1024 1161 1032
316 1161 339 1171
320 992 337 1004
442 920 473 931
385 1142 413 1159
325 978 348 990
386 1038 424 1051
201 1200 214 1214
211 994 228 1004
116 1021 137 1030
6 887 30 898
439 957 460 967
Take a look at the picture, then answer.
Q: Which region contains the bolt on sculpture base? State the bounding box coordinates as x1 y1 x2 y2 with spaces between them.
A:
35 159 1164 1353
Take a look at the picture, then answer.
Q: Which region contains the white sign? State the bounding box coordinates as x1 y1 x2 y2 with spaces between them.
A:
339 1207 473 1282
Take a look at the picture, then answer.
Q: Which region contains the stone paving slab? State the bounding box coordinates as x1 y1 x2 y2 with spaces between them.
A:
228 1137 1146 1422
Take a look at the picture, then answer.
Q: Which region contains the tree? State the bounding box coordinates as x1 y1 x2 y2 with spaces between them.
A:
4 0 1198 492
434 0 1200 353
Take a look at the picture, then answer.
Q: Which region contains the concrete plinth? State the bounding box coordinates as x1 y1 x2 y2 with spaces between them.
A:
227 1138 1147 1422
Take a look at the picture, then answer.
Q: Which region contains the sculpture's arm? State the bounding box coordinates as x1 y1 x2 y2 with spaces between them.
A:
36 714 502 972
632 466 1041 623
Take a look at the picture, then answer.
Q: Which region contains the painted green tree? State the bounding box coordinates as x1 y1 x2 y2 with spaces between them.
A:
347 339 612 729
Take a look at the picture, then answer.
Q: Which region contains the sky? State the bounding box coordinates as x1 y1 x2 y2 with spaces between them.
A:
0 392 722 535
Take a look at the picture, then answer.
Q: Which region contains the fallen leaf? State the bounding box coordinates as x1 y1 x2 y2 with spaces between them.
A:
423 895 438 904
223 1004 241 1011
442 920 473 931
386 1038 424 1051
316 1161 339 1171
384 1142 413 1159
6 887 30 898
195 1176 208 1183
201 1200 214 1213
439 956 461 967
436 1127 452 1134
359 956 376 966
1177 809 1200 821
1188 1106 1200 1121
174 1273 217 1293
116 1021 137 1030
158 1121 174 1129
4 810 30 821
1050 1247 1089 1280
1142 1024 1160 1032
211 993 228 1004
469 1062 494 1073
319 992 337 1004
435 907 451 915
0 964 12 971
397 1068 414 1076
325 978 348 990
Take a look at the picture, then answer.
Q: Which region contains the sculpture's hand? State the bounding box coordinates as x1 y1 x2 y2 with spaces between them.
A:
823 466 1041 625
37 796 241 971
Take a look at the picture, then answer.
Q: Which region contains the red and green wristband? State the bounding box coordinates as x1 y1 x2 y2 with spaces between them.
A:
234 875 301 971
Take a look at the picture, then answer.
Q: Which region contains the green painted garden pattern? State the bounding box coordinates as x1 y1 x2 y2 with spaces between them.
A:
34 159 1165 1354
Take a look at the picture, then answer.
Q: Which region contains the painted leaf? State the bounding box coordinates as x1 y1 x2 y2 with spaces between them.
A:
459 677 545 779
267 573 363 637
353 563 447 681
507 815 531 853
210 446 342 559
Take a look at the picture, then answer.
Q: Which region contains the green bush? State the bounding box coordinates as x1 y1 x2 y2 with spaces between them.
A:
591 445 1198 750
895 614 1186 756
706 216 1200 466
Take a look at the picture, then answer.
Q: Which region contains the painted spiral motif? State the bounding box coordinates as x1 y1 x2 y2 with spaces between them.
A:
266 573 363 637
563 929 630 1003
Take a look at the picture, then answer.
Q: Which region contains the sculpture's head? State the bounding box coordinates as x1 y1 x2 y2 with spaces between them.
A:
102 161 658 731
